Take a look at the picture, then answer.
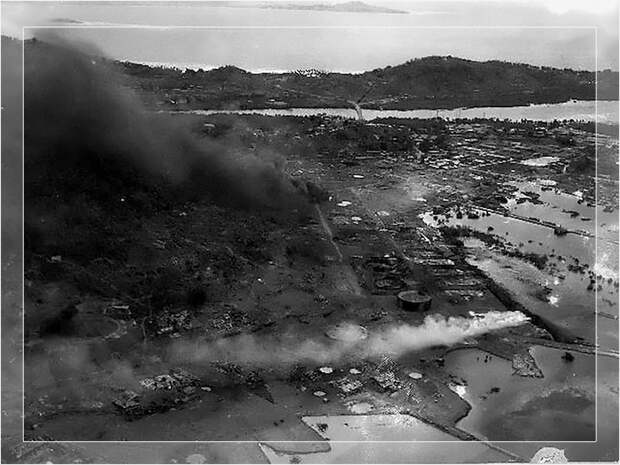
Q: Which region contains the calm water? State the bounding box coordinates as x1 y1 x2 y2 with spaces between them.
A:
446 346 595 442
8 3 613 71
445 346 618 461
176 100 618 123
465 245 617 349
259 415 512 463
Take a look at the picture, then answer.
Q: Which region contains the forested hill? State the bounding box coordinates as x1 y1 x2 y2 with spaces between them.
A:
117 55 618 110
15 37 618 110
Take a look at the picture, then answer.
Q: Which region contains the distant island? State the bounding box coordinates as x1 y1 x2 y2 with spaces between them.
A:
198 1 408 14
254 1 408 14
45 1 407 15
113 54 618 112
50 17 84 23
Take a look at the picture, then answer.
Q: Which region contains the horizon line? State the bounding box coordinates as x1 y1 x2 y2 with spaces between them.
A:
7 27 618 73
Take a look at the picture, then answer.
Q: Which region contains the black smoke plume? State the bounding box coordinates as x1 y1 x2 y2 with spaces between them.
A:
24 35 307 212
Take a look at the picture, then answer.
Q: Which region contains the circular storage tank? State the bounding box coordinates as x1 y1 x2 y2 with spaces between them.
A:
397 290 432 312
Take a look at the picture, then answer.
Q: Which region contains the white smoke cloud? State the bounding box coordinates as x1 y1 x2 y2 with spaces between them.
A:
168 311 529 367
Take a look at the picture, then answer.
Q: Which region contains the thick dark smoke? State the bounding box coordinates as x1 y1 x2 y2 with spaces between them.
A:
24 34 307 210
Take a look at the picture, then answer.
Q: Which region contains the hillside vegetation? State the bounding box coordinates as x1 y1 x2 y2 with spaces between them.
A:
115 55 619 111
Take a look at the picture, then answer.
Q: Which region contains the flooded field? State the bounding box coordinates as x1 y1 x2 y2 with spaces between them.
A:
465 246 617 348
420 173 619 350
423 208 597 263
505 180 619 242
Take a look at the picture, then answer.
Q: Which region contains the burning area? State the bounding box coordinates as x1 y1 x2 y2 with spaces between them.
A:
23 34 310 261
18 36 329 438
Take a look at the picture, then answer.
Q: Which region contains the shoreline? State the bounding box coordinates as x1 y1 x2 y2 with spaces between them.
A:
161 100 620 126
